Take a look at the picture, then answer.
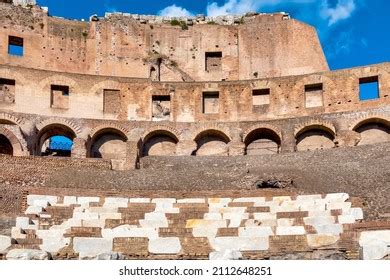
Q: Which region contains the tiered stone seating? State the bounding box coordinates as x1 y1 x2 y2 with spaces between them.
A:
3 193 390 260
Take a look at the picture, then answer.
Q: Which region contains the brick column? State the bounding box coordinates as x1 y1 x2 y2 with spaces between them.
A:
228 141 245 156
176 140 197 156
71 138 87 158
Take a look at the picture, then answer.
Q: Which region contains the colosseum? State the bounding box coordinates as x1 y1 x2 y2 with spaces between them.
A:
0 0 389 260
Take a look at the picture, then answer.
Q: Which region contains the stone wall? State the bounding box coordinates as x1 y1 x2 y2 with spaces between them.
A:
0 3 328 81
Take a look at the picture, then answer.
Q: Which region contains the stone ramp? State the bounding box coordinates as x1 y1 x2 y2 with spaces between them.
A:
1 193 390 260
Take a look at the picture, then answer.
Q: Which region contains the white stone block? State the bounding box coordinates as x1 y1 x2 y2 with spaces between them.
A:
337 215 356 224
16 217 30 228
39 214 51 219
144 212 166 220
102 227 158 239
224 213 249 228
63 196 77 205
103 197 128 208
296 194 322 201
359 230 390 246
361 241 388 260
27 195 57 206
303 216 335 226
33 199 49 207
73 237 113 259
204 213 222 220
148 238 181 254
210 237 269 251
6 249 49 260
154 207 180 214
177 198 205 204
245 219 277 227
25 206 43 215
129 198 150 203
209 250 242 260
192 227 219 238
307 234 340 248
276 226 306 236
99 213 122 220
11 227 26 239
314 224 343 235
151 198 176 204
139 219 168 228
186 219 227 229
325 193 349 202
253 213 276 220
272 196 291 204
345 208 364 220
308 210 332 217
82 219 106 228
326 202 352 212
40 237 70 253
238 227 274 238
0 235 12 253
73 212 99 220
233 197 265 203
277 218 295 227
208 198 232 205
77 197 100 206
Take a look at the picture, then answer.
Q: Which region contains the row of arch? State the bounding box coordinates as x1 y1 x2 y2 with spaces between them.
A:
0 117 389 158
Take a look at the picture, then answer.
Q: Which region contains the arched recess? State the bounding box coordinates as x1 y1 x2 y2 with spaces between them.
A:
142 130 179 157
193 129 230 156
295 125 335 152
0 113 25 126
36 123 77 157
352 118 390 146
89 127 128 159
244 128 281 155
0 127 25 156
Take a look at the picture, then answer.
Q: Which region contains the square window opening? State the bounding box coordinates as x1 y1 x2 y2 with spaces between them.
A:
51 85 70 109
359 76 379 101
252 89 270 107
205 52 222 72
152 95 171 121
305 83 323 108
103 89 120 114
202 92 219 114
8 36 24 57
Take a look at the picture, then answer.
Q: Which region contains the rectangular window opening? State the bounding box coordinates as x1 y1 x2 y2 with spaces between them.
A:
0 78 16 104
205 52 222 72
8 36 24 57
359 76 379 101
152 95 171 121
51 85 69 109
252 89 270 106
305 83 323 108
103 89 120 114
202 91 219 114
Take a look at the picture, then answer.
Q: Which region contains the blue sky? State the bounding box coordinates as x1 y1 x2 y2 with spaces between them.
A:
36 0 389 70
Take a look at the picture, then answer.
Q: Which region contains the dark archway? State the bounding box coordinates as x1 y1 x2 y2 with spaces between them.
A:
89 128 127 159
0 134 13 155
296 127 335 152
142 130 178 157
37 124 76 157
354 120 390 146
244 128 281 155
194 129 230 156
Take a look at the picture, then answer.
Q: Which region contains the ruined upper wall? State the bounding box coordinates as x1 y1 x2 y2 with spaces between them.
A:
0 3 329 82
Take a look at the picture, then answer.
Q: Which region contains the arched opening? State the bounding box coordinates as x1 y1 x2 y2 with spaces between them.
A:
0 134 13 155
354 120 390 146
89 128 127 159
194 129 230 156
142 130 178 157
37 124 76 157
296 127 335 152
244 128 281 155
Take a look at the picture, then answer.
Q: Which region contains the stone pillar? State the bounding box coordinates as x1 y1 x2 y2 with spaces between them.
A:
228 141 245 156
71 138 87 158
335 130 361 147
280 130 296 153
176 140 197 156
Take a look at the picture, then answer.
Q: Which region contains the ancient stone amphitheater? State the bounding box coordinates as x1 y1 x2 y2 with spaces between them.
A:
0 1 389 260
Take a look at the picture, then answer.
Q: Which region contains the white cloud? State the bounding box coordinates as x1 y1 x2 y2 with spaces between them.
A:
321 0 356 26
206 0 316 17
158 4 193 17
